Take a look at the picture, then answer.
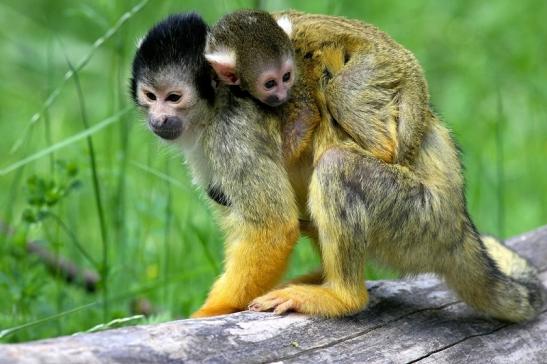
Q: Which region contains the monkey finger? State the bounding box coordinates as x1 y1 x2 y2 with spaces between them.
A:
273 299 297 315
249 297 287 311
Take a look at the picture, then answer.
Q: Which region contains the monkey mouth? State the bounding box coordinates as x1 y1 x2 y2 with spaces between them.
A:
264 93 291 107
152 126 183 140
265 99 285 107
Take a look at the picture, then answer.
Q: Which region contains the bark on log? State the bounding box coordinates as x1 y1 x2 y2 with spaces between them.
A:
1 227 546 364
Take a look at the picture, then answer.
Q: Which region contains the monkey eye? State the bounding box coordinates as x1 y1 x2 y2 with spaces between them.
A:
264 80 276 90
166 94 181 102
145 92 157 101
282 72 291 82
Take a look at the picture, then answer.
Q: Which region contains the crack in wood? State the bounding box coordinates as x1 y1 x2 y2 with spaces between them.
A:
405 308 547 364
268 265 547 363
266 301 461 363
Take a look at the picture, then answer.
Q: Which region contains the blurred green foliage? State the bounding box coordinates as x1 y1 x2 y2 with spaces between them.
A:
0 0 545 342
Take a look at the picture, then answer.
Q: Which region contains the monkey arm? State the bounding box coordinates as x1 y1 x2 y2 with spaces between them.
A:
192 220 299 317
193 107 301 317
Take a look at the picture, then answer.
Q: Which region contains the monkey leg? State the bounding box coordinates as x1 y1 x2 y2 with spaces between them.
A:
281 269 324 286
251 144 545 319
276 221 324 287
250 148 375 317
192 222 299 318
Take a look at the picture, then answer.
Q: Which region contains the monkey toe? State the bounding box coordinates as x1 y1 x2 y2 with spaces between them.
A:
250 285 368 317
249 295 288 312
249 288 304 314
273 299 297 314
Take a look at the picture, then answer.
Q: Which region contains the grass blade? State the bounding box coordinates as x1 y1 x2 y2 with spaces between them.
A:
0 107 131 176
68 60 110 322
130 160 192 192
10 0 150 153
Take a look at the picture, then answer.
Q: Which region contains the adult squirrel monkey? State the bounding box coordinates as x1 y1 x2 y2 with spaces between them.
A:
131 12 300 317
130 11 545 322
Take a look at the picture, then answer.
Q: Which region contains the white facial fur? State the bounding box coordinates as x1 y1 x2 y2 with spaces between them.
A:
136 67 208 146
253 58 295 106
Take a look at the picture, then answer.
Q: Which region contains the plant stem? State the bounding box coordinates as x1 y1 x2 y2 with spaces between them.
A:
48 212 99 269
163 160 172 305
70 65 110 322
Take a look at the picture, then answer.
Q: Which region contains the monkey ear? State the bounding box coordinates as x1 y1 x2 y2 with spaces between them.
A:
276 16 293 38
204 50 240 85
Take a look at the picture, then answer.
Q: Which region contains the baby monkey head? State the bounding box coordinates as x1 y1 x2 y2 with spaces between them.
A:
205 10 295 107
130 13 213 141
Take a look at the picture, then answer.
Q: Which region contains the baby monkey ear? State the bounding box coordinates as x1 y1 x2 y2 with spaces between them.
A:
204 49 240 85
276 16 293 38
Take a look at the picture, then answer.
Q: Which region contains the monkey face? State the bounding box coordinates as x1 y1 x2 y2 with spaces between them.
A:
130 13 213 144
135 75 203 142
251 58 296 107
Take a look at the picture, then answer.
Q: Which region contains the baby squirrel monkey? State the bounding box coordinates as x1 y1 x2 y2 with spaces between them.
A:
131 11 545 322
131 13 300 317
205 10 296 107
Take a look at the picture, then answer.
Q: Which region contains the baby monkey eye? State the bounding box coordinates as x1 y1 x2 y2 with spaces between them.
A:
282 72 291 82
264 80 276 90
166 94 181 102
145 92 157 101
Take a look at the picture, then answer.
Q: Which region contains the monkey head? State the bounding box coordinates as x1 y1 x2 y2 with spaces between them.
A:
205 10 296 107
130 13 214 142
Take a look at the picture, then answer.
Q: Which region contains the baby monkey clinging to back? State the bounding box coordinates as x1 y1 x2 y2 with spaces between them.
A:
205 10 296 107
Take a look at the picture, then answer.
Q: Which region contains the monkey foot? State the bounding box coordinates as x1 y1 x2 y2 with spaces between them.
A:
248 287 304 314
248 284 367 317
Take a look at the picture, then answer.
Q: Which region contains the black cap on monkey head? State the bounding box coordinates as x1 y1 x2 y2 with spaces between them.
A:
130 13 214 103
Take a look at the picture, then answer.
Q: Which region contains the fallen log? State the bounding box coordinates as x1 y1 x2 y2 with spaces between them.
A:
0 226 546 364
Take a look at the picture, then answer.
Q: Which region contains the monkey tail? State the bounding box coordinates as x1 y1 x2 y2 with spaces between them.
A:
443 231 545 322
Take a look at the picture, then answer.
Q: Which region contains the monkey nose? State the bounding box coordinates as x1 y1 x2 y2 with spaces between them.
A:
274 89 290 105
149 116 183 140
150 115 181 128
150 115 168 128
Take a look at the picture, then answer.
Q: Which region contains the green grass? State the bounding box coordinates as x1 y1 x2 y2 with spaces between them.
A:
0 0 546 343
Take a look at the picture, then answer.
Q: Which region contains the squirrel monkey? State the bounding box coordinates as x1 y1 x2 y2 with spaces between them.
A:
205 10 296 107
131 12 545 322
248 12 545 322
130 13 299 317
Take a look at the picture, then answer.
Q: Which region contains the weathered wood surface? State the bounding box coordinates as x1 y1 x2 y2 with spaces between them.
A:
1 227 546 364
